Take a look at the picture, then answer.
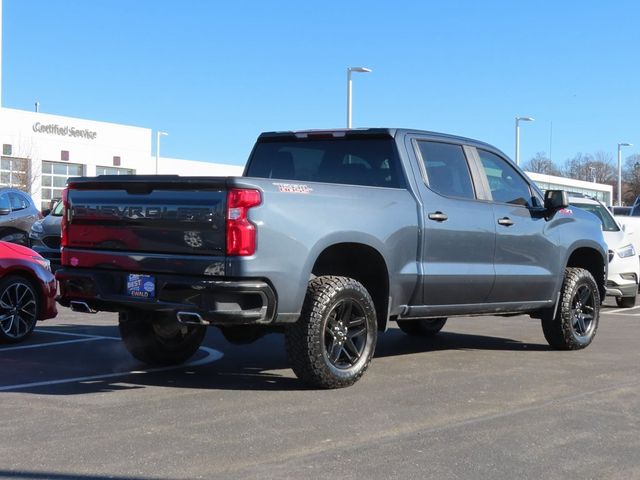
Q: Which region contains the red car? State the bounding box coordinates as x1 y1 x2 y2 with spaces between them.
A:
0 241 57 343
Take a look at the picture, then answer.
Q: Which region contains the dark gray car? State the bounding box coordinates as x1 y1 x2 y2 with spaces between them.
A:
0 187 42 245
29 200 62 270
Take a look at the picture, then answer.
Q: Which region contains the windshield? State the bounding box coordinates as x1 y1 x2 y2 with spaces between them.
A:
571 201 619 232
51 200 64 216
246 138 406 188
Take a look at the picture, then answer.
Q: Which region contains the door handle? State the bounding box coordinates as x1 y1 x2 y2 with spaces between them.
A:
428 211 448 222
497 217 514 226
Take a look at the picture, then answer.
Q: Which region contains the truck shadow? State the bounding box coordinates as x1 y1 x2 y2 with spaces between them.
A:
2 324 549 395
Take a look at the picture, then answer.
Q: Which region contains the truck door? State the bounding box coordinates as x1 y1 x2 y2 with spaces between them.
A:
470 147 558 303
406 137 496 306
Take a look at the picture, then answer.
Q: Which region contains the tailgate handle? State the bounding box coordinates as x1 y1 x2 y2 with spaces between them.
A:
428 211 448 222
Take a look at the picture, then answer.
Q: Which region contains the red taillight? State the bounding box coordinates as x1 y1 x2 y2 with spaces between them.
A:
226 188 261 256
60 187 71 249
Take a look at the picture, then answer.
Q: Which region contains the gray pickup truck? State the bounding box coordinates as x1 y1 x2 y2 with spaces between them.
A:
57 128 608 388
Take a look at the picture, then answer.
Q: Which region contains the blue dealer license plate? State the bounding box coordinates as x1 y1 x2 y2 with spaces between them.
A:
126 274 156 299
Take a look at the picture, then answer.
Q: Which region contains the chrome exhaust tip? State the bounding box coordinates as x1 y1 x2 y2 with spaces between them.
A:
176 311 207 325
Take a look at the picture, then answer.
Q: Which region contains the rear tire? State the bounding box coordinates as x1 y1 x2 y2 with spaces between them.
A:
285 276 377 389
396 318 447 337
118 311 206 365
541 267 600 350
616 296 636 308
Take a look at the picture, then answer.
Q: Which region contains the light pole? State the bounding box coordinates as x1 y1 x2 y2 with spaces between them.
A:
617 142 632 206
515 116 534 166
346 66 372 128
155 131 168 174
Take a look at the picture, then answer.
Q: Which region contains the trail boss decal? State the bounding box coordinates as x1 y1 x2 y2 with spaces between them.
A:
273 183 313 194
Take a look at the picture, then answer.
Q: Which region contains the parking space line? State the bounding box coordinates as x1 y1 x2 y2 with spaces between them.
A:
34 329 121 340
605 310 640 316
0 346 224 392
0 337 105 352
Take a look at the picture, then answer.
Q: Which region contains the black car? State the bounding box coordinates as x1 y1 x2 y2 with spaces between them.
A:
29 200 62 270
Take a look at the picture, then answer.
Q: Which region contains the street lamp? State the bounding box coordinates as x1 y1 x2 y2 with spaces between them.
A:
617 142 632 206
515 116 534 166
346 66 372 128
155 131 168 174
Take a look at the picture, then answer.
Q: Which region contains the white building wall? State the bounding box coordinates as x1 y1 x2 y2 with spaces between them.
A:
526 171 613 205
0 107 152 208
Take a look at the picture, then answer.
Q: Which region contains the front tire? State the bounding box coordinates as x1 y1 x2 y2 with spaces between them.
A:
285 276 377 389
0 276 39 343
396 318 447 336
541 267 600 350
118 311 206 365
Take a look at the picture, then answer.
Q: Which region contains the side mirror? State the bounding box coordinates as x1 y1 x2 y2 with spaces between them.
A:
41 209 51 217
0 207 10 216
544 190 569 211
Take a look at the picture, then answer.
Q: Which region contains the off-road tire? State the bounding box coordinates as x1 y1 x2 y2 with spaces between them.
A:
541 267 600 350
118 311 206 365
396 318 447 336
285 276 377 389
616 296 637 308
0 276 39 343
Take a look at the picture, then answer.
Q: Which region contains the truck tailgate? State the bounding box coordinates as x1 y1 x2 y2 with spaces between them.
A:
64 176 227 257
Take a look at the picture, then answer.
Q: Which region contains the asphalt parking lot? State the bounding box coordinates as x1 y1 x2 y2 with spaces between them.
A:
1 300 639 480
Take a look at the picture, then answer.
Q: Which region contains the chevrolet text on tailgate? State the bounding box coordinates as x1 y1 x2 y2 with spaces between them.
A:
57 129 608 388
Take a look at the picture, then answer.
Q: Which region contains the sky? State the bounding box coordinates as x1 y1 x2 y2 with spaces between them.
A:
1 0 639 168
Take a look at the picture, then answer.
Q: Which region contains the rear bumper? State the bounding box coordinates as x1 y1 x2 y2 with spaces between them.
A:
56 268 277 325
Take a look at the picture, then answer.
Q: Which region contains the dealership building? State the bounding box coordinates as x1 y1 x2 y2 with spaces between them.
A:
0 107 243 210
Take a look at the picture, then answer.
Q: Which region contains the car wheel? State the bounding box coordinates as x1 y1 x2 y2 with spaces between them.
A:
541 267 600 350
615 295 637 308
396 318 447 336
0 276 39 343
118 311 206 365
285 276 377 389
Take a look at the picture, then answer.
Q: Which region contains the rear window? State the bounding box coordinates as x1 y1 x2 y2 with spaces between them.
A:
246 138 406 188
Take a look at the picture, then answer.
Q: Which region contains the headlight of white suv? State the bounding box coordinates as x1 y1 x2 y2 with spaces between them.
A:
616 244 636 258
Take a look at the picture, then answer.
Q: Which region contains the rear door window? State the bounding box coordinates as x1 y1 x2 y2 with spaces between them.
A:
9 192 28 211
416 141 475 199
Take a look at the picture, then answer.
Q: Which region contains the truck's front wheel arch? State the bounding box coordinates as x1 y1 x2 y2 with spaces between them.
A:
311 243 389 331
566 247 606 301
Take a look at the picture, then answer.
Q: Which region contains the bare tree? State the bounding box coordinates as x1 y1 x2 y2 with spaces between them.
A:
562 152 615 184
522 152 561 175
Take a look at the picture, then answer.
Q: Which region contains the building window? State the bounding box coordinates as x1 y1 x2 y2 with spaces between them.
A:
41 161 83 210
113 156 121 166
61 150 69 161
2 144 12 156
0 157 30 192
96 166 135 176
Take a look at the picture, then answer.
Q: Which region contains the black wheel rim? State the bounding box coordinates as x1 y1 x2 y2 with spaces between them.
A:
571 284 596 338
0 281 37 340
324 299 368 369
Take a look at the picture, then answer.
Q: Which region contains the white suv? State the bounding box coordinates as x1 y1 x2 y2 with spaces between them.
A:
570 196 639 307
